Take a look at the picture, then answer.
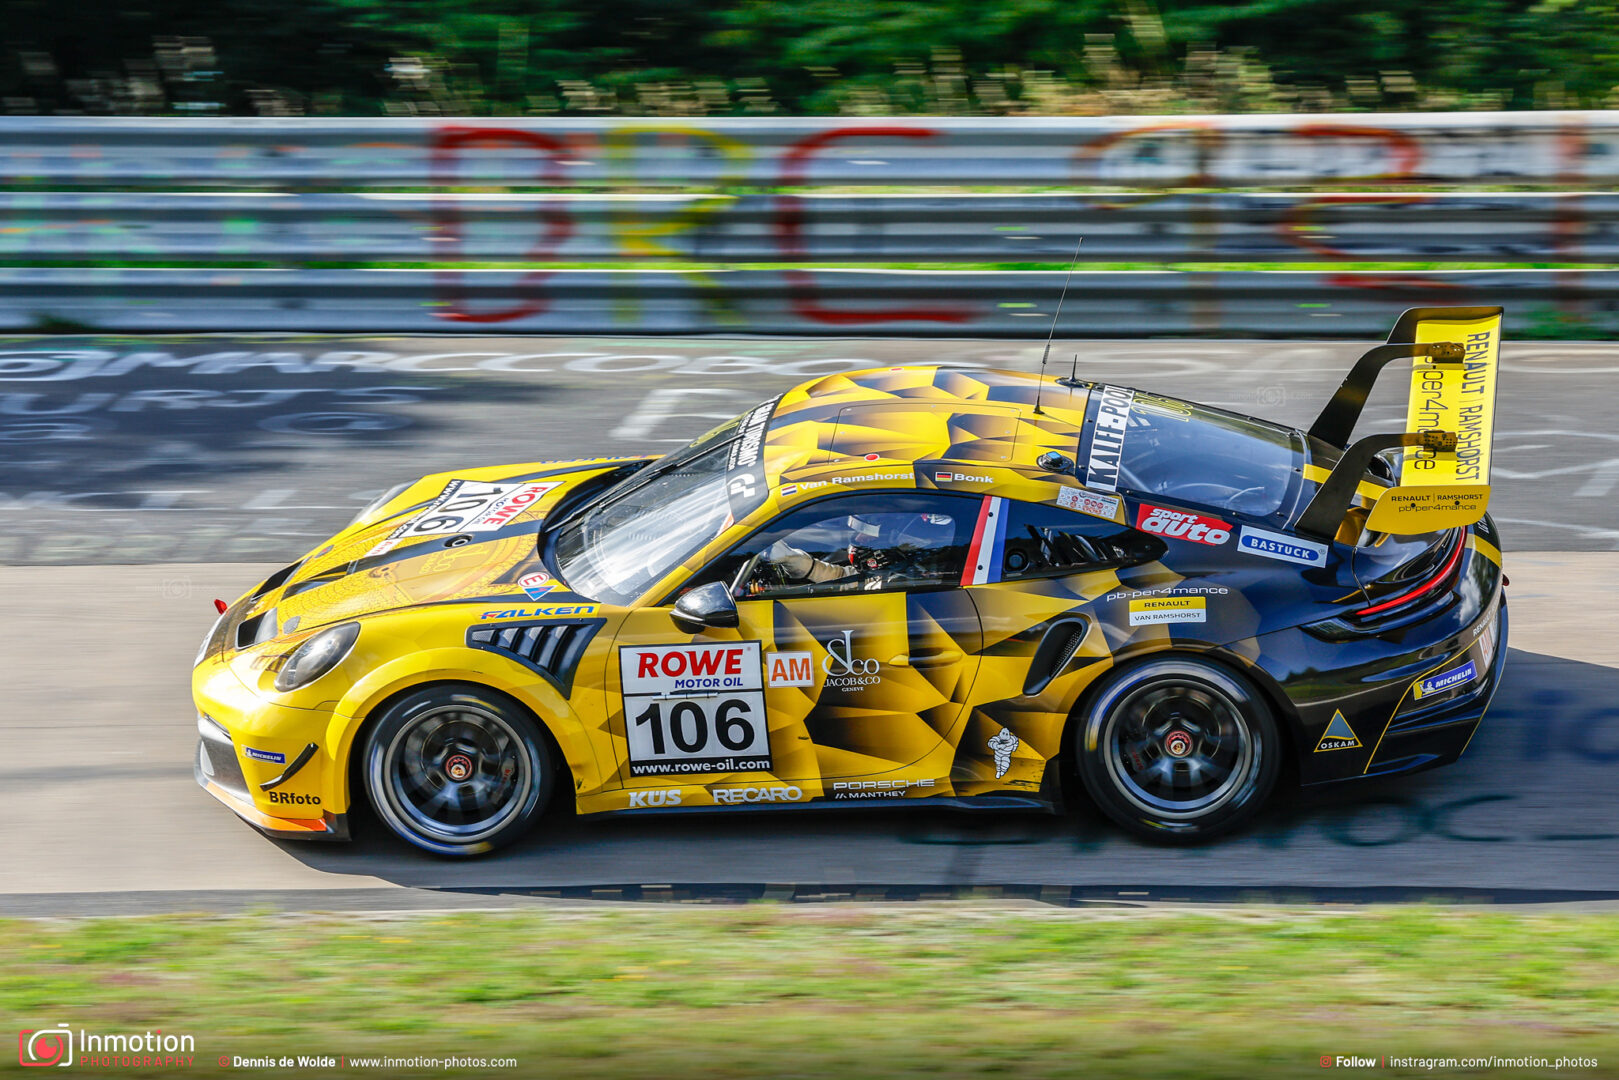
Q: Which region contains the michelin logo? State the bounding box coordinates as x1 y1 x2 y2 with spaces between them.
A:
1414 660 1478 699
1238 526 1327 567
988 726 1019 779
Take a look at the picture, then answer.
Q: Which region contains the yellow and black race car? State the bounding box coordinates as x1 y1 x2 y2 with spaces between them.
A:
194 307 1507 853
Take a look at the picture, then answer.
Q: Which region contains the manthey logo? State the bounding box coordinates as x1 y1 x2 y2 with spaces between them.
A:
822 630 881 690
19 1024 196 1068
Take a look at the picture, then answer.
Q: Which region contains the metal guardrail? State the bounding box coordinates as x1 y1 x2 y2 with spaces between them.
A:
2 114 1616 335
4 192 1617 264
4 113 1619 188
4 267 1613 336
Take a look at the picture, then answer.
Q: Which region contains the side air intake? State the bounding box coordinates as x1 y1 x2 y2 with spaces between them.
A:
467 619 603 695
1022 617 1091 697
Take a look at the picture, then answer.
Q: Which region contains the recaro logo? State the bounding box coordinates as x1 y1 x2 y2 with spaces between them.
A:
18 1025 71 1068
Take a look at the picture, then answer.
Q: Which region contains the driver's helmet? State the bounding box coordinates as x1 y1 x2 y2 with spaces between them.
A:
846 511 955 572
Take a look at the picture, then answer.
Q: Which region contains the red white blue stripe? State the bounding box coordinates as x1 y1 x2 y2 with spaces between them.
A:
962 496 1007 585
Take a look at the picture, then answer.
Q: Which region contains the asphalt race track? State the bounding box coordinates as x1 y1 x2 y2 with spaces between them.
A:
3 335 1618 913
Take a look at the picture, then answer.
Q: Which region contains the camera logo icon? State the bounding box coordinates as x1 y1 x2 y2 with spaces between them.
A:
18 1025 72 1067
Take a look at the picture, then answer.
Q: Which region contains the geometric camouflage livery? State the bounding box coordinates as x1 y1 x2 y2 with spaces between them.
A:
194 363 1506 842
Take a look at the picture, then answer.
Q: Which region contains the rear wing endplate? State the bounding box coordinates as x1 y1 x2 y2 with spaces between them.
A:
1298 306 1503 540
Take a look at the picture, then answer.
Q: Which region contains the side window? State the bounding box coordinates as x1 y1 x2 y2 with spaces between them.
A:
1000 501 1162 579
689 493 980 600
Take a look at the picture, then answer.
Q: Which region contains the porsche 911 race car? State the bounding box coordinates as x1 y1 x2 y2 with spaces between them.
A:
194 306 1507 854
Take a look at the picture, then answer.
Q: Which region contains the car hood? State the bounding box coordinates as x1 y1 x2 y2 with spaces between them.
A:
250 457 647 636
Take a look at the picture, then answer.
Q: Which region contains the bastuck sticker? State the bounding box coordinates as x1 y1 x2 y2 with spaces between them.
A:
1238 526 1328 567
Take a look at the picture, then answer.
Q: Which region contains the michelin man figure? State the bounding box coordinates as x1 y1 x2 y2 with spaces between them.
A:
988 726 1019 779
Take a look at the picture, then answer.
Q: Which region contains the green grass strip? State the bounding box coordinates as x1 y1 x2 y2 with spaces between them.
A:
3 905 1617 1078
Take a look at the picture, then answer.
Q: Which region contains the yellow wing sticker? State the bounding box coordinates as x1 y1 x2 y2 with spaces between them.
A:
1404 311 1501 487
1366 484 1491 534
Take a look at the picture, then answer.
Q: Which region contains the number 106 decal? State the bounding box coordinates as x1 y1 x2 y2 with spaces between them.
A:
619 642 771 776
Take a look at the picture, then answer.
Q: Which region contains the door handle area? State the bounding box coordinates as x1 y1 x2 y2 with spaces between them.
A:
889 649 962 667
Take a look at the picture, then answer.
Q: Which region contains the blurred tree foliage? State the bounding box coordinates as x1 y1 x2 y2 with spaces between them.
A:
3 0 1616 115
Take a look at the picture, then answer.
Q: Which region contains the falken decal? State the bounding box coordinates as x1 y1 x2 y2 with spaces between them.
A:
1136 504 1232 546
1238 526 1327 567
1314 711 1362 752
1414 660 1478 699
480 604 598 619
1084 385 1134 492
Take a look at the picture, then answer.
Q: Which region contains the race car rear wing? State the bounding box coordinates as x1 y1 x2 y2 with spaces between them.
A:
1297 306 1503 540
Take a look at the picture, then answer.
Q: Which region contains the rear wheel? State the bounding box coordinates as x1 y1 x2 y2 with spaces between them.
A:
363 684 554 857
1075 656 1279 842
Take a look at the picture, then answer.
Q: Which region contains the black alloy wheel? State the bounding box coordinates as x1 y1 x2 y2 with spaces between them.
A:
363 684 555 857
1075 656 1280 842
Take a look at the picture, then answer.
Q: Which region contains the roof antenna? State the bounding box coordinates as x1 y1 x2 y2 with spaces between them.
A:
1033 235 1083 416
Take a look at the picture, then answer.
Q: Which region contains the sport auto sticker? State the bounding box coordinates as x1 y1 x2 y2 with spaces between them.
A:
368 478 560 555
1135 504 1231 546
1315 711 1363 752
618 642 772 776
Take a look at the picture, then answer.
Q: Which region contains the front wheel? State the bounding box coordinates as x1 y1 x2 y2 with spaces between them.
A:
363 684 555 857
1074 656 1280 842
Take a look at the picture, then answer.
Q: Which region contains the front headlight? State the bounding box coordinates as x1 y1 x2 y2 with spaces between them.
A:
195 608 231 667
274 623 360 693
348 482 412 528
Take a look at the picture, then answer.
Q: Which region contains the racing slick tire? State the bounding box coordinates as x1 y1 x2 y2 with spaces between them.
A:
363 683 556 857
1074 656 1280 843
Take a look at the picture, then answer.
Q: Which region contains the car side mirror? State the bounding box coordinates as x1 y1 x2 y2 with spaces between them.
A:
671 581 740 633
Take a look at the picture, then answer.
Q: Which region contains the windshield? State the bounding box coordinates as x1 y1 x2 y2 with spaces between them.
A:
554 440 734 605
1112 391 1301 518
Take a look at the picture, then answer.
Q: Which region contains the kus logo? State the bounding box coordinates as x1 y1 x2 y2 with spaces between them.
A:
18 1025 70 1068
1136 505 1231 546
628 789 683 808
